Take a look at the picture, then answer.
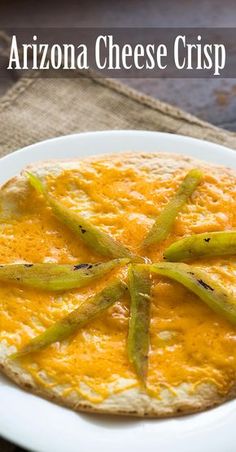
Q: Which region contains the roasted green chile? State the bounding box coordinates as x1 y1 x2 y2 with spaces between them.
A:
164 231 236 262
142 169 203 248
28 172 137 260
149 262 236 325
0 259 128 291
11 279 127 359
127 265 151 384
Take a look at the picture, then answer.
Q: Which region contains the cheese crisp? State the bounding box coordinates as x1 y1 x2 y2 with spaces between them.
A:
0 152 236 417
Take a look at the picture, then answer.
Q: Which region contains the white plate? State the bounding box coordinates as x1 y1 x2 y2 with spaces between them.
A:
0 130 236 452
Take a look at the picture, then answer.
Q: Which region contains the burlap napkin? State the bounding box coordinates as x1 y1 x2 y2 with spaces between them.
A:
0 71 235 157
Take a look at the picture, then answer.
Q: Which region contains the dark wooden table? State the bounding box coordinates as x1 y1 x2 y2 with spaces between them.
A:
1 1 236 450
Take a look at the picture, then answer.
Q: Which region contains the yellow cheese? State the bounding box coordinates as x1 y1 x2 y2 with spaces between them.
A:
0 156 236 402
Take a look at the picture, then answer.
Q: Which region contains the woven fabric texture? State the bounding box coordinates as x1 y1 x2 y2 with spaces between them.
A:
0 72 235 157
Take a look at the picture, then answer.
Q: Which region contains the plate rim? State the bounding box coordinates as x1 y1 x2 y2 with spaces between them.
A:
4 128 236 156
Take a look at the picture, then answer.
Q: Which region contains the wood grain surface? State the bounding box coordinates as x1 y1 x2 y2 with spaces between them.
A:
0 1 235 450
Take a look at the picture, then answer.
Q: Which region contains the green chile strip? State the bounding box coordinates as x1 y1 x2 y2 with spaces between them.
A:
27 172 137 260
149 262 236 325
0 259 128 291
11 279 127 359
142 169 203 248
164 231 236 262
127 265 152 383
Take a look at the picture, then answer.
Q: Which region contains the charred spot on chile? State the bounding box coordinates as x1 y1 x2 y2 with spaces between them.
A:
79 225 87 234
197 279 214 291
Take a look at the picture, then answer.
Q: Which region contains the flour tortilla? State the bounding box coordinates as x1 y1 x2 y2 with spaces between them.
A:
0 152 235 418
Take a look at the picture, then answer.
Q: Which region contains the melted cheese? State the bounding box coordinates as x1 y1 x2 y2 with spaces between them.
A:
0 155 236 402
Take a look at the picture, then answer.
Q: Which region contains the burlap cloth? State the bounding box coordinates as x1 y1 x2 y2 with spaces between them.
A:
0 71 235 157
0 72 236 452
